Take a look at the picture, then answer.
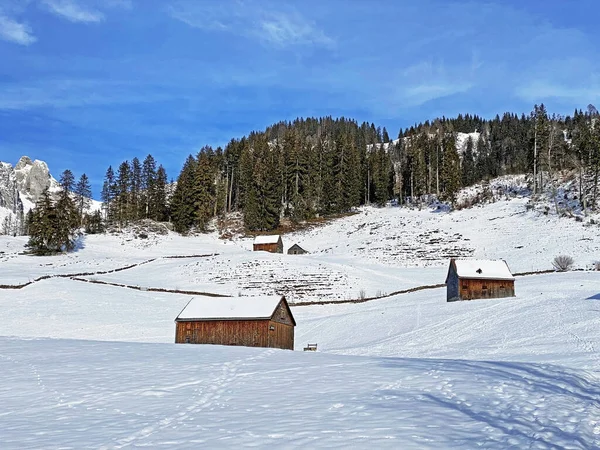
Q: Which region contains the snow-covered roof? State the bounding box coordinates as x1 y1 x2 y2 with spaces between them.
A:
254 235 281 245
451 259 514 281
175 296 284 321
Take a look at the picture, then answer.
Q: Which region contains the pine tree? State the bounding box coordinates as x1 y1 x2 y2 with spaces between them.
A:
55 169 80 251
256 136 282 230
382 127 390 143
372 143 392 206
170 156 198 233
475 133 489 182
131 157 142 220
60 169 75 192
194 150 216 231
461 137 476 186
27 188 58 255
28 176 79 255
441 133 461 205
141 154 157 219
101 166 116 223
115 161 132 226
531 104 550 193
153 165 168 222
240 142 261 230
74 173 92 226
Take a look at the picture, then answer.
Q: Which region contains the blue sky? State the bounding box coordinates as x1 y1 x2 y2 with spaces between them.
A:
0 0 599 198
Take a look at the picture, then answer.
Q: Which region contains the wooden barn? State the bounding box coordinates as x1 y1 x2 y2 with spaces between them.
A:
287 243 307 255
253 235 283 253
175 295 295 350
446 259 515 302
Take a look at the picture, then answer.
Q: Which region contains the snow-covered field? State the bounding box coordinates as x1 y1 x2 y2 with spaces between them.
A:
2 337 598 448
1 198 600 448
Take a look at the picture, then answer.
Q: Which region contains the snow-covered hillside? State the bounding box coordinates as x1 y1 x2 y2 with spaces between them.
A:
4 194 596 301
1 197 599 448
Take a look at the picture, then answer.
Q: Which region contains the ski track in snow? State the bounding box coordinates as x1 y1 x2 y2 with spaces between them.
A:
1 338 599 448
108 348 277 448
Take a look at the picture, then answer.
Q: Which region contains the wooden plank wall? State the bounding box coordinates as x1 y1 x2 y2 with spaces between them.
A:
253 243 282 253
459 279 515 300
176 319 295 350
268 321 294 350
176 320 268 347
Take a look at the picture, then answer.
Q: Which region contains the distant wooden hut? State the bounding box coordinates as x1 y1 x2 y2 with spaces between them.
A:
175 295 295 350
287 243 307 255
253 235 283 253
446 259 515 302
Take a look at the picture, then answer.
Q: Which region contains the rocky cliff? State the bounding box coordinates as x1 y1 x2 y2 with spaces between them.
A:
0 156 59 235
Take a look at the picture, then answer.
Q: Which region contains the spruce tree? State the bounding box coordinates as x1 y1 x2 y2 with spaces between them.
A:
55 170 80 251
153 165 168 222
142 154 157 219
382 127 390 143
131 157 142 220
115 161 132 226
372 143 392 206
461 137 476 186
60 169 75 192
170 156 198 233
101 166 116 224
240 142 261 230
194 150 216 231
441 133 461 205
28 188 58 255
74 173 92 226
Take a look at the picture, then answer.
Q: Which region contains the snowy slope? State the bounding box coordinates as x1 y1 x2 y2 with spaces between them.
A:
1 197 598 300
1 273 598 370
1 337 598 448
1 195 600 448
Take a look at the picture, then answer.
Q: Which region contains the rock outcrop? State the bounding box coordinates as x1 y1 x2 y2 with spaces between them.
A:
13 156 54 203
0 156 58 235
0 162 23 214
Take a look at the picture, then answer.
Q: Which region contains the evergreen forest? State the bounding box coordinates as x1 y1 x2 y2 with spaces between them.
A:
28 104 600 247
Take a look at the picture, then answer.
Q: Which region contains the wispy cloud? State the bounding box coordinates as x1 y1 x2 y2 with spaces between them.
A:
41 0 104 23
0 0 132 45
0 14 36 45
513 57 600 105
0 79 179 111
168 1 334 49
258 11 334 48
364 60 477 109
515 81 600 105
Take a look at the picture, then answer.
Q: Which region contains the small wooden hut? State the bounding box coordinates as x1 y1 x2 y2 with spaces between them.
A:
253 235 283 253
446 259 515 302
287 243 307 255
175 295 295 350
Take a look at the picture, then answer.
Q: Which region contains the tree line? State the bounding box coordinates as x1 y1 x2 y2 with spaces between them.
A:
100 154 169 227
167 105 600 233
26 103 600 249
